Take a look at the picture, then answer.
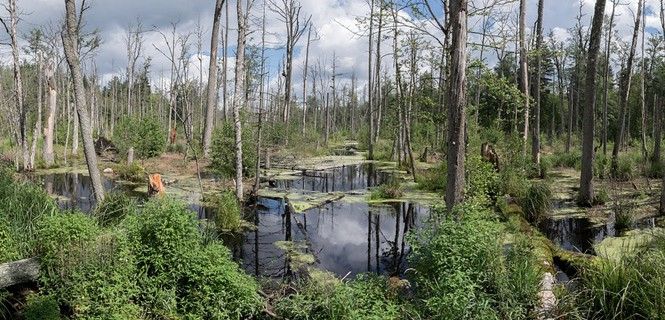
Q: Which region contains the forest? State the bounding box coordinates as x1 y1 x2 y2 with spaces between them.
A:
0 0 664 318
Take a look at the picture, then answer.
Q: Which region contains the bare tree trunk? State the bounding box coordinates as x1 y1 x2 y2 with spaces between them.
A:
579 0 606 206
43 59 57 167
602 0 617 156
531 0 544 166
653 96 661 163
233 0 248 201
3 0 28 170
373 3 384 144
30 54 44 170
301 24 312 134
222 0 229 121
611 0 642 174
203 0 226 157
639 0 648 160
367 0 375 159
519 0 530 148
445 0 467 210
63 0 105 203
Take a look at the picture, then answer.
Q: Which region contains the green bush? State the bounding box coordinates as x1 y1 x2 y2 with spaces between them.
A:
520 182 552 223
210 122 256 179
548 150 581 170
499 238 543 318
94 191 137 227
275 274 402 320
466 154 500 205
113 162 145 182
0 167 59 258
594 153 610 179
370 180 404 200
127 198 261 319
209 190 243 231
645 160 664 179
23 294 60 320
407 206 503 319
613 202 634 231
593 187 610 206
579 235 665 319
417 163 446 193
36 213 140 319
114 115 166 160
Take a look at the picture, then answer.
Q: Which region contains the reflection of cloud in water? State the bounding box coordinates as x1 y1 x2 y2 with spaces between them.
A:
237 200 430 278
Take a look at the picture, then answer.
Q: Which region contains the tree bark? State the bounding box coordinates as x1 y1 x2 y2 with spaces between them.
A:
62 0 105 203
579 0 606 206
531 0 544 166
519 0 530 148
43 59 57 167
0 257 40 289
203 0 226 157
367 0 375 159
602 0 617 156
445 0 467 210
611 0 642 174
4 0 28 171
233 0 247 201
301 24 312 134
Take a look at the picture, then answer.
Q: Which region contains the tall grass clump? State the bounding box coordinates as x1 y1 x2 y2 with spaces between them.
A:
126 198 261 319
275 274 403 320
416 163 446 193
0 167 59 259
94 191 137 227
35 213 141 318
520 182 552 223
370 180 404 200
210 190 243 231
579 234 665 319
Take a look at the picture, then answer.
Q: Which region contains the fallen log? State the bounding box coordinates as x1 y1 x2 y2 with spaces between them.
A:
0 257 40 288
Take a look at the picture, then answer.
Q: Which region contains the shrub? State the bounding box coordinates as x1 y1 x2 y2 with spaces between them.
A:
127 197 261 319
593 187 610 206
594 153 610 179
579 234 665 319
275 274 402 320
613 202 634 231
114 115 166 160
466 155 500 205
520 182 552 223
613 156 635 181
36 213 140 319
23 294 60 320
416 163 446 193
113 162 145 182
94 191 137 227
407 207 503 319
210 122 256 178
645 160 664 179
548 150 581 169
210 190 243 231
370 181 404 200
0 168 59 257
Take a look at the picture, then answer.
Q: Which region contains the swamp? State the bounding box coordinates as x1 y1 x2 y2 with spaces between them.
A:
1 0 665 319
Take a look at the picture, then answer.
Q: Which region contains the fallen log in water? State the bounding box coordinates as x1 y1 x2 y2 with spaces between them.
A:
0 257 40 288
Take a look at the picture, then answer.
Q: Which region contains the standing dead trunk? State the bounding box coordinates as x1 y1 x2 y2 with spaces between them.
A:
445 0 468 210
62 0 105 203
639 0 648 160
30 53 44 170
43 59 57 167
531 0 544 167
367 0 375 159
579 0 606 206
602 0 618 156
301 24 312 134
611 0 642 174
233 0 248 201
519 0 530 148
202 0 226 157
3 0 29 170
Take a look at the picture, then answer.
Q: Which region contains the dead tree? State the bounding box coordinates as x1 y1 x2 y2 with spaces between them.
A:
611 0 642 174
202 0 227 157
0 0 28 170
579 0 606 206
531 0 544 166
518 0 530 148
445 0 468 210
62 0 105 203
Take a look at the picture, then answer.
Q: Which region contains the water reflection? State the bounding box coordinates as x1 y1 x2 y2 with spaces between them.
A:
274 163 390 192
231 199 429 278
540 214 657 255
41 173 117 212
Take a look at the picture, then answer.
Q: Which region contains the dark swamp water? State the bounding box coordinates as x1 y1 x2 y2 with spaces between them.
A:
540 214 656 255
36 164 430 278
